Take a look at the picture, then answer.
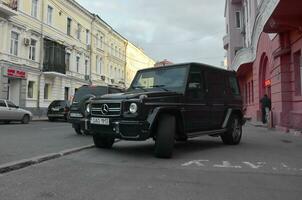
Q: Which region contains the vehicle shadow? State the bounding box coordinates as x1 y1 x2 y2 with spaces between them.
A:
109 138 228 159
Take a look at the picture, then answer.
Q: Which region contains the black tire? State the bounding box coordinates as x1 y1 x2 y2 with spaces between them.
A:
154 114 176 158
22 115 30 124
48 117 55 122
93 134 115 149
74 125 82 135
221 115 242 145
4 121 10 124
83 130 91 135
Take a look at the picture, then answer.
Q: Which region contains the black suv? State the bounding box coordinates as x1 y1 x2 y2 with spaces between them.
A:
47 100 70 121
69 85 123 135
89 63 244 158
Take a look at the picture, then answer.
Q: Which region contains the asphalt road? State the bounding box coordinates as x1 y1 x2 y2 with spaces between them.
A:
0 121 92 165
0 123 301 200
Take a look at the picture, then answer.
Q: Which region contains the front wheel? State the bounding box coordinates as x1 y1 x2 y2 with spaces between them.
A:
221 115 242 145
154 114 176 158
93 134 115 149
22 115 30 124
74 124 82 135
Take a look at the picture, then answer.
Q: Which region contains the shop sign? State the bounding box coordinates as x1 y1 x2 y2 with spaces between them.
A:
264 79 271 87
4 68 26 79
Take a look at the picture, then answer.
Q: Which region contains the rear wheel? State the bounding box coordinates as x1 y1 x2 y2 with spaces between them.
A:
93 134 115 149
221 115 242 145
73 124 82 135
154 114 176 158
48 117 55 122
22 115 30 124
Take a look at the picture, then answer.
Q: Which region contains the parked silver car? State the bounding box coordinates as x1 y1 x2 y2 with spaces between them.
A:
0 99 33 124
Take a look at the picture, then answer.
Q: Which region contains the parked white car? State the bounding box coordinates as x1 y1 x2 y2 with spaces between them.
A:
0 99 33 124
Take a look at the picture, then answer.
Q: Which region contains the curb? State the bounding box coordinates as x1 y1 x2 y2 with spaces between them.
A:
0 144 94 174
246 122 302 137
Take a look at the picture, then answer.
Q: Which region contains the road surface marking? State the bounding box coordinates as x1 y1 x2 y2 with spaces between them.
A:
242 162 266 169
214 161 242 169
182 160 209 167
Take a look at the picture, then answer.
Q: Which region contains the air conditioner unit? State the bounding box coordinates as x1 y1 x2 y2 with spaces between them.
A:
84 75 90 81
24 38 30 46
101 75 105 81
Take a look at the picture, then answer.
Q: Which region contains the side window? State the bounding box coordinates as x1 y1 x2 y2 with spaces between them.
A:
7 101 17 108
0 100 6 107
186 68 204 99
229 76 240 95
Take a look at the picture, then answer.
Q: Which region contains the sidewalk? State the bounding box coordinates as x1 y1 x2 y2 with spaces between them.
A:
246 120 302 137
32 116 48 121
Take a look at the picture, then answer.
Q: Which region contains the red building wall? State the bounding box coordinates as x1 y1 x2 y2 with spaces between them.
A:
240 31 302 130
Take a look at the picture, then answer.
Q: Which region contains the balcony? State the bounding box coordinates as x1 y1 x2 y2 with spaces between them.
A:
0 1 18 18
43 39 66 75
223 34 230 50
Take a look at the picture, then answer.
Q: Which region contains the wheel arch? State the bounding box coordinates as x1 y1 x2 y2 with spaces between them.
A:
147 107 185 138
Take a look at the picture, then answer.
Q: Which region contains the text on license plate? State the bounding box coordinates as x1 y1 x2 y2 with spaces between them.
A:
90 117 109 125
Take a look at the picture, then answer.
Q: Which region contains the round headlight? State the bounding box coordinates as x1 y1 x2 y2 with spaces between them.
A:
129 103 138 114
86 104 91 113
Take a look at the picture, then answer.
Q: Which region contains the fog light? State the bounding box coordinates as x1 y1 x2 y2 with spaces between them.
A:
129 103 138 114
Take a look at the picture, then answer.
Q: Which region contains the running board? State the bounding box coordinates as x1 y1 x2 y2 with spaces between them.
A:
187 129 227 138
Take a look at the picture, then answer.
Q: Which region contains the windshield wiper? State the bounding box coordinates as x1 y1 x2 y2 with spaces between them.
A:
149 85 170 92
131 86 148 92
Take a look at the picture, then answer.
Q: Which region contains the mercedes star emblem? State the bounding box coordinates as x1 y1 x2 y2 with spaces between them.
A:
101 104 109 115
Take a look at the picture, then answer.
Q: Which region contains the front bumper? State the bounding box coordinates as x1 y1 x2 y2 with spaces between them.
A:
69 117 90 131
90 119 151 141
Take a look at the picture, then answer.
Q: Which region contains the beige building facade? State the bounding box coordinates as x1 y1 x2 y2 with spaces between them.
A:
0 0 152 116
125 42 155 88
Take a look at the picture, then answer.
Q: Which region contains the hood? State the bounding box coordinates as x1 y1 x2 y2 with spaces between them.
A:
98 90 182 100
19 108 33 116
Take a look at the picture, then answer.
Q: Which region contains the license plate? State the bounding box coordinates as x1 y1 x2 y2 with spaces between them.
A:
52 108 60 111
90 117 109 125
70 113 83 118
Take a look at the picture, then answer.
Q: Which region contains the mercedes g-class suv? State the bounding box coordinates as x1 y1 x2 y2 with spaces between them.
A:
89 63 244 158
68 85 123 135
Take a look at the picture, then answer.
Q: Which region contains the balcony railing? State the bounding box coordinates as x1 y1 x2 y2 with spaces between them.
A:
0 0 18 18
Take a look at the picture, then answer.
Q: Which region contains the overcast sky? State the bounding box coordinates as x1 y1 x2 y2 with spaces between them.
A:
77 0 226 67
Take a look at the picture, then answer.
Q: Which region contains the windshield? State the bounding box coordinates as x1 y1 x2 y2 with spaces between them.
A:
73 86 108 102
50 100 67 107
130 66 188 93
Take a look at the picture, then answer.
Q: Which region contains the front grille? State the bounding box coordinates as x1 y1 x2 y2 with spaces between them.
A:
91 102 121 116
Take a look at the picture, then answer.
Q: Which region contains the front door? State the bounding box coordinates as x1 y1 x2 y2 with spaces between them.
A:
183 66 211 132
8 78 21 106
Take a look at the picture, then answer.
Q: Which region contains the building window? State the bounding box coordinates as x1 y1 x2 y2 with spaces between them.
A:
248 82 251 104
29 39 37 61
67 18 72 36
10 31 19 56
85 59 88 75
77 23 81 40
76 56 80 73
44 83 50 99
100 36 103 49
235 11 241 28
31 0 38 18
65 52 70 71
27 81 35 98
99 58 102 74
86 29 90 45
47 5 53 25
251 80 254 103
115 46 118 57
294 50 302 96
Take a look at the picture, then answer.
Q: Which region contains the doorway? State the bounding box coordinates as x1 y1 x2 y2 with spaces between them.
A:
8 78 21 106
